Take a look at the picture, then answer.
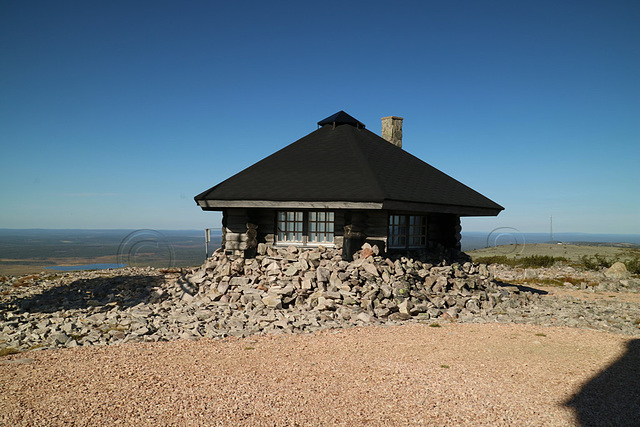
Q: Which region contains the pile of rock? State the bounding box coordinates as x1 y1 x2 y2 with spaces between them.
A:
1 245 531 352
4 245 637 353
185 244 513 323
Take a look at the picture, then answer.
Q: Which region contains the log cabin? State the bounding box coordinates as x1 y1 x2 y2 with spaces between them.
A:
195 111 503 260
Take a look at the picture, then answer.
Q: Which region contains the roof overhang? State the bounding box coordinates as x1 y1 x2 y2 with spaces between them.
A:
381 200 503 216
196 200 384 211
196 199 503 216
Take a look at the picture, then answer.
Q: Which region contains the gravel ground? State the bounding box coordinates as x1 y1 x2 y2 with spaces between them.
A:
2 322 638 426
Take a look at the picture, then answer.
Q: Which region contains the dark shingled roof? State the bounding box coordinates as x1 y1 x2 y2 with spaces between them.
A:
195 112 504 216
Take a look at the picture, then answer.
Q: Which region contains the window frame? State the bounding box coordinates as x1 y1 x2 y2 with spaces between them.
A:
388 214 427 250
277 211 304 244
276 210 335 246
307 211 335 245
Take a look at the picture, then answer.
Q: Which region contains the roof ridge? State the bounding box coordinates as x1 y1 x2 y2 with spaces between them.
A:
346 128 387 201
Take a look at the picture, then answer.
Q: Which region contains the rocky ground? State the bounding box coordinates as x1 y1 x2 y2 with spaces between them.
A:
468 242 640 263
1 245 639 355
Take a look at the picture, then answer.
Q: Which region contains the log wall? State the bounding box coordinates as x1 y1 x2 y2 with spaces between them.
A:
220 208 461 257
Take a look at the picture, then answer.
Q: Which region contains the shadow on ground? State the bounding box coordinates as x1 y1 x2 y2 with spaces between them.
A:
495 281 549 295
1 275 163 314
565 339 640 426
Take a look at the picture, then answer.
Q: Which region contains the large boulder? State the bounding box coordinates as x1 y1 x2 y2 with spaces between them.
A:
605 262 630 280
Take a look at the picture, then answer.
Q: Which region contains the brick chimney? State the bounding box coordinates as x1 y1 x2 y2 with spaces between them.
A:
381 116 403 148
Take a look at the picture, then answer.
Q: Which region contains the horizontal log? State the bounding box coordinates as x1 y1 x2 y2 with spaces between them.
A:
224 232 250 242
224 241 248 250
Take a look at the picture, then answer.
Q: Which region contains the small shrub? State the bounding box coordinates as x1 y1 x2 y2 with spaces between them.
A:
594 254 613 269
520 255 567 268
580 254 615 271
429 323 441 328
440 364 450 369
474 255 566 268
624 256 640 275
580 255 598 270
474 256 518 267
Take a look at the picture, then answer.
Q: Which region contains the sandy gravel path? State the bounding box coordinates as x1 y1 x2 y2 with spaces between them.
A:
2 322 638 426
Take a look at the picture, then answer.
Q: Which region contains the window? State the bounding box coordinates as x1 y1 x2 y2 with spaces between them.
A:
277 211 303 242
309 211 334 243
277 211 334 245
389 215 426 249
389 215 407 248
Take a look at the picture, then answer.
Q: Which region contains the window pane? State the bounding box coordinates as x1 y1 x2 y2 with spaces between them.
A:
407 216 426 248
390 214 425 249
278 211 303 243
308 211 334 244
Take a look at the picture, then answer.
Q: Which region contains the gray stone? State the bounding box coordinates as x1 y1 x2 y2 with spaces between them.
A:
50 333 70 345
316 267 331 282
316 296 336 311
357 312 372 323
398 299 412 315
605 262 630 279
374 307 390 318
362 263 379 277
388 312 411 321
262 294 282 309
284 265 299 276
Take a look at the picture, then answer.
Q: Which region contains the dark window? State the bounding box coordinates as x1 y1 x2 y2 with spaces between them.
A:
389 215 427 249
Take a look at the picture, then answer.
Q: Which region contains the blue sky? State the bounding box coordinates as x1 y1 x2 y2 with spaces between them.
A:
1 0 638 233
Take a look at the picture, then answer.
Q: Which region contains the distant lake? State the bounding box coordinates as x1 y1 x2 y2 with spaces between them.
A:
45 263 126 271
